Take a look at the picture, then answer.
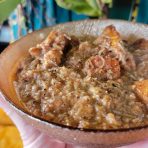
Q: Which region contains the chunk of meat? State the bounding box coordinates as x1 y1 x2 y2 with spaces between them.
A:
43 49 62 68
41 30 70 52
29 47 42 57
132 38 148 50
95 25 136 71
94 25 122 51
133 80 148 106
83 55 104 78
101 25 121 43
105 55 121 79
29 30 70 68
83 55 120 80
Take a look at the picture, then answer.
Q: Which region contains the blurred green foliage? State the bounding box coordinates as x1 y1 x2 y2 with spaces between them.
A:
55 0 112 17
0 0 113 23
0 0 21 23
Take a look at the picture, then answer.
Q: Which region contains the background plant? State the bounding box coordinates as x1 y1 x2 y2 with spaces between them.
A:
0 0 22 23
0 0 112 23
55 0 112 17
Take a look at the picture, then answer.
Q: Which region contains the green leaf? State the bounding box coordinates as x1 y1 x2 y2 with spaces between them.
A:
0 0 5 3
86 0 102 16
55 0 113 17
102 0 113 7
55 0 101 17
86 0 98 10
0 0 21 23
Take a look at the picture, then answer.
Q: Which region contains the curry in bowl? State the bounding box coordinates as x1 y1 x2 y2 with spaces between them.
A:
13 25 148 130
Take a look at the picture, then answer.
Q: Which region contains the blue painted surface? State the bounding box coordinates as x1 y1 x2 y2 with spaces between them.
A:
137 0 148 24
33 0 44 30
0 26 11 42
45 0 56 26
56 6 69 23
71 12 88 21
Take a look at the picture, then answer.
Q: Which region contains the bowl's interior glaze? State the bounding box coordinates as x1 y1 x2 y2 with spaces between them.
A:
0 19 148 147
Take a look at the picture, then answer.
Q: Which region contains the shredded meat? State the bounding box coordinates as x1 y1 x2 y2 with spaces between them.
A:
14 26 148 130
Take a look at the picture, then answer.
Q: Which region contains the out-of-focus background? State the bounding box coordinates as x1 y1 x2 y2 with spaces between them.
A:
0 0 147 148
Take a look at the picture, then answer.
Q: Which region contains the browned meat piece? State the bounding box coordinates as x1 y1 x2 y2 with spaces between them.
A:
83 55 120 80
29 30 70 68
43 49 63 68
133 80 148 106
31 30 70 55
70 97 95 121
84 55 105 77
105 55 121 79
29 47 42 57
101 25 121 43
40 30 70 53
132 38 148 50
94 25 122 51
94 25 136 71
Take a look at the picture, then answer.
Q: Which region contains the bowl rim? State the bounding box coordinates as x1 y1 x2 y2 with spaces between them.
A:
0 19 148 133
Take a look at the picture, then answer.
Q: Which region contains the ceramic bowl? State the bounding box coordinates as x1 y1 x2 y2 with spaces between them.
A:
0 19 148 148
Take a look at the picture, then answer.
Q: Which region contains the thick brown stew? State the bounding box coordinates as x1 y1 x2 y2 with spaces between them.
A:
14 25 148 130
